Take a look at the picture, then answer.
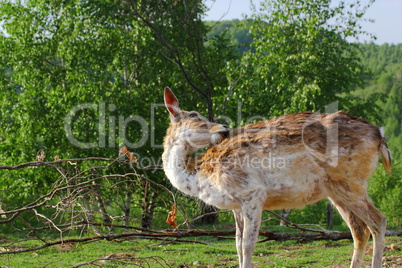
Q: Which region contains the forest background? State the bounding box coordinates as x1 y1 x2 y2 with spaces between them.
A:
0 0 401 243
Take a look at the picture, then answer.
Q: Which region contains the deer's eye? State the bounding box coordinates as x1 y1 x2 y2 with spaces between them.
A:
188 112 199 119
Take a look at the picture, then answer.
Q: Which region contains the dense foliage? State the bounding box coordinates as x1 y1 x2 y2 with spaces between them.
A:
359 43 402 160
0 0 235 228
0 0 400 232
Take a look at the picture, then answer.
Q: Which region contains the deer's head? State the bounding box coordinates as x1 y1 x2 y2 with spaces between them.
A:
164 87 229 153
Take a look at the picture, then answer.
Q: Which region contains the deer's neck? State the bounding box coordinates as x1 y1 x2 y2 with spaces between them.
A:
162 143 200 197
163 140 240 210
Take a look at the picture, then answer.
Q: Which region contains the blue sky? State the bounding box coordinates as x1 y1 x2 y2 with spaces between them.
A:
204 0 402 44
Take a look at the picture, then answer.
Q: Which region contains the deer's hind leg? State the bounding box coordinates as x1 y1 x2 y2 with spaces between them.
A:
353 200 386 268
329 198 371 268
328 183 386 268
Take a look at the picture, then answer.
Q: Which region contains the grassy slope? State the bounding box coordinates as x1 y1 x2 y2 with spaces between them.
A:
1 235 401 267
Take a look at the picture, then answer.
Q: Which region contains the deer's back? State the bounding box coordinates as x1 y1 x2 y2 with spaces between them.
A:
200 111 382 197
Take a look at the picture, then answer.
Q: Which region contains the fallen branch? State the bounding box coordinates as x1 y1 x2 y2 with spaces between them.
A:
258 230 352 243
0 229 350 255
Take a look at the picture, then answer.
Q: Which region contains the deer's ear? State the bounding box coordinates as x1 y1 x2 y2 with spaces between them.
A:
164 87 180 121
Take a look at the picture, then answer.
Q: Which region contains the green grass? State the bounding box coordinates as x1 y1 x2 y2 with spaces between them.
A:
0 234 401 267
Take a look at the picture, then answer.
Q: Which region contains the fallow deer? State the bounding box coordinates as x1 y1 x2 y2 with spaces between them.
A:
162 87 391 268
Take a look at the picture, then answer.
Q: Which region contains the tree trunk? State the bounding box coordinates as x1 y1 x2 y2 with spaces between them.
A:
200 203 218 224
141 182 158 229
92 181 112 227
327 203 334 229
123 192 132 227
279 209 292 226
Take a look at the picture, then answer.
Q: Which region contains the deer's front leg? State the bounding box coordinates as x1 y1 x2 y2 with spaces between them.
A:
241 202 263 268
233 209 244 267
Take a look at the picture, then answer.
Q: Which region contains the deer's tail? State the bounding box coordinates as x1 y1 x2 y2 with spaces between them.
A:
379 128 392 175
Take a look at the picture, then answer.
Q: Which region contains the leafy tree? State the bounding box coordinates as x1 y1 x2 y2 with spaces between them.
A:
0 0 237 228
221 0 382 124
0 0 170 228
